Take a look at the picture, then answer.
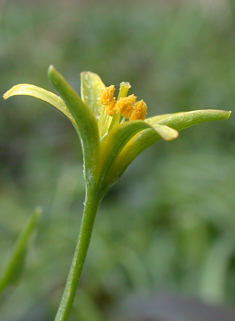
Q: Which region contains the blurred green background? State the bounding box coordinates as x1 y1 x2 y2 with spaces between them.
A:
1 0 235 320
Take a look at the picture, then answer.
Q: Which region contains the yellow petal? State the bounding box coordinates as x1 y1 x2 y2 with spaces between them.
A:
152 124 179 141
3 84 75 123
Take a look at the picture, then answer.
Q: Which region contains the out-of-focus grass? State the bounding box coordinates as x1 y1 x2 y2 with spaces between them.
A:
1 0 235 320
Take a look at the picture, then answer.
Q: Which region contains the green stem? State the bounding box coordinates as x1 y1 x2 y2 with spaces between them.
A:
54 186 102 321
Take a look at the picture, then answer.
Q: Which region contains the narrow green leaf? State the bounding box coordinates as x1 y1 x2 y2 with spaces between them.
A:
0 208 41 296
3 84 75 124
109 109 231 183
48 66 101 186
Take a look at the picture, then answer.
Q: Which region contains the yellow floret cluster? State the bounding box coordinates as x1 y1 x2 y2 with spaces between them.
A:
99 85 147 120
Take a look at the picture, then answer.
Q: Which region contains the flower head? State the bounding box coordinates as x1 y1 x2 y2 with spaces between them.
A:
3 66 231 196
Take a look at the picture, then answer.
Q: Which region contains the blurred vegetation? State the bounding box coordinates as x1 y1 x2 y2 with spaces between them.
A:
1 0 235 320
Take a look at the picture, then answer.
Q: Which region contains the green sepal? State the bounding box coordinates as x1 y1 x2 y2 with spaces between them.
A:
98 121 175 189
80 71 105 118
0 208 41 296
109 109 231 184
147 109 231 129
80 71 112 138
3 84 75 124
48 66 101 186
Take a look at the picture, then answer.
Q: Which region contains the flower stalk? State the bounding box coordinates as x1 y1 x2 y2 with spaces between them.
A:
55 187 102 321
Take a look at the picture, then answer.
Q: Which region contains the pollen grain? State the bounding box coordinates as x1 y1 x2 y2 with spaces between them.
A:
99 85 116 105
115 94 136 119
130 100 147 120
100 84 147 121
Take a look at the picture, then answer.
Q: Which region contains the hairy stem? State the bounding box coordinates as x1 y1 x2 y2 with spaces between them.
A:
54 187 101 321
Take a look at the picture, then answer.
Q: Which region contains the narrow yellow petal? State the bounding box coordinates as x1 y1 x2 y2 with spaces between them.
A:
153 124 179 141
3 84 74 123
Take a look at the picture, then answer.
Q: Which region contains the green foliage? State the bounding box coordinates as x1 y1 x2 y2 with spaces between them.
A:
0 208 41 296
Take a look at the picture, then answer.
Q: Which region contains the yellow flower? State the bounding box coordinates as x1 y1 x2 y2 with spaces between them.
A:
2 66 231 321
3 66 231 194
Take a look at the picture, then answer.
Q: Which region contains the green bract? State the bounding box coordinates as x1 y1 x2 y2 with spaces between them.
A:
3 66 230 195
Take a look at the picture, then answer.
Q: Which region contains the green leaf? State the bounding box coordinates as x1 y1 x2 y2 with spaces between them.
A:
0 208 41 296
3 84 75 124
109 109 231 183
48 66 101 186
